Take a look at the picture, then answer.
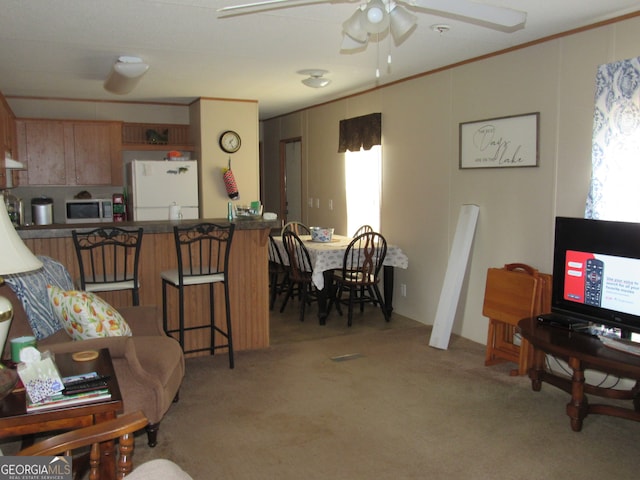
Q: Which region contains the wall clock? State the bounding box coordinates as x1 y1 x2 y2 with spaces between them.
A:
219 130 241 153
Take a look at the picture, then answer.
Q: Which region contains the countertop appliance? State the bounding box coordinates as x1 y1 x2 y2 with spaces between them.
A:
126 160 199 221
65 198 113 224
31 196 53 225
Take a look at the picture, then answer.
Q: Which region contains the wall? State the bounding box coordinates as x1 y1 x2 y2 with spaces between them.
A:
190 98 260 218
261 16 640 345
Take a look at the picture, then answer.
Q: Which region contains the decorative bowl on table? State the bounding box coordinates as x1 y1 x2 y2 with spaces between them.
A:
310 227 334 242
234 204 263 219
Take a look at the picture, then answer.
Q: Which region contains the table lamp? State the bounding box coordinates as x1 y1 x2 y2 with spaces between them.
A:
0 194 43 399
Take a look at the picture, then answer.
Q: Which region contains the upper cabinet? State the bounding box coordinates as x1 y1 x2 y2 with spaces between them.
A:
0 94 17 188
122 123 193 151
16 119 122 186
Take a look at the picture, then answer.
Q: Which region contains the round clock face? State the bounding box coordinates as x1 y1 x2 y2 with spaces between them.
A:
219 130 241 153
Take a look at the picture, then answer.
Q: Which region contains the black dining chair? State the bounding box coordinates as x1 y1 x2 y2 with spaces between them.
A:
72 227 144 306
353 224 374 237
281 221 311 236
268 234 289 311
161 222 235 367
329 231 389 326
279 230 317 322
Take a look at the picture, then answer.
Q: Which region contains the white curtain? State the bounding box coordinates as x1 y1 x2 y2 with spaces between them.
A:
585 57 640 221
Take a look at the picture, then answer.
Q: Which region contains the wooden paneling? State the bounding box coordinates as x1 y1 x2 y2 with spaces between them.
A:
24 227 270 357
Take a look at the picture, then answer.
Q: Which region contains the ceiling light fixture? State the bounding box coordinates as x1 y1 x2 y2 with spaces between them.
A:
104 56 150 95
342 0 417 52
299 69 331 88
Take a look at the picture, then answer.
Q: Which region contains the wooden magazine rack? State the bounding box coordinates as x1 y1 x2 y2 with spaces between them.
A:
483 263 552 376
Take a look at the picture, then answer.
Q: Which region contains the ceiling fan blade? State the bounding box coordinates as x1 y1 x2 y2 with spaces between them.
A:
407 0 526 28
218 0 336 16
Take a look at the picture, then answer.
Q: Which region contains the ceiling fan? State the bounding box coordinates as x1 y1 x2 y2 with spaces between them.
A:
218 0 527 51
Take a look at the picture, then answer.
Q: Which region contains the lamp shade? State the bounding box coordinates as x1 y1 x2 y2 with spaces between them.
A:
104 56 150 95
342 8 369 43
389 5 417 43
0 197 42 275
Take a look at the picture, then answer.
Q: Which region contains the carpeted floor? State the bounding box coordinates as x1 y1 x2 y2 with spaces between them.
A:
129 304 640 479
3 303 640 479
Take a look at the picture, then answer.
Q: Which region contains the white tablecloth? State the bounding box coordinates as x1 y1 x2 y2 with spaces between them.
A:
273 234 409 290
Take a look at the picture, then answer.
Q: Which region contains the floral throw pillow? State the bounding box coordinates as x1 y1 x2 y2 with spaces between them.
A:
47 285 132 341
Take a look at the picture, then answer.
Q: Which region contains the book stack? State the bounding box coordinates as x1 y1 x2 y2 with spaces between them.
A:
27 372 111 412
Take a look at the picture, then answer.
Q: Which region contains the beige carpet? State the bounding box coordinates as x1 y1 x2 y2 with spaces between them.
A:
131 305 640 479
3 303 640 479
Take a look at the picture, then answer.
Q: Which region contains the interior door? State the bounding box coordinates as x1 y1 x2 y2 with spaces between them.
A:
280 138 302 224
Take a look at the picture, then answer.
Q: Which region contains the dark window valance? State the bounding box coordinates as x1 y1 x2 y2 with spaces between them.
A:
338 113 381 153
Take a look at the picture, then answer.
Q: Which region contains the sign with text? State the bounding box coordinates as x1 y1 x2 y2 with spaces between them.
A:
0 456 72 480
459 112 539 168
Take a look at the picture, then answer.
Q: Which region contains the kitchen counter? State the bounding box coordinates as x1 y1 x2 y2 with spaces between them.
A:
17 217 281 356
16 217 279 239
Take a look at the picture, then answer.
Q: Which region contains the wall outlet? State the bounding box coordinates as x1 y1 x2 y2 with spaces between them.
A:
329 199 333 210
308 197 313 208
315 198 320 209
400 284 407 297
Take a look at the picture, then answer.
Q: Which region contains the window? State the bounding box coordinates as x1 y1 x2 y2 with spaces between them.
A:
345 145 381 236
585 57 640 221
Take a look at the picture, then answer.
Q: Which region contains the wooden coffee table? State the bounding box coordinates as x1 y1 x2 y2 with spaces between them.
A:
519 317 640 431
0 348 123 478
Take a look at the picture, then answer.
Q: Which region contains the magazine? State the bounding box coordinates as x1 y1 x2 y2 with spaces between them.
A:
26 372 111 412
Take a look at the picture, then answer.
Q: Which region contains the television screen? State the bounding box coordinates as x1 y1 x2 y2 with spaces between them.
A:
552 217 640 335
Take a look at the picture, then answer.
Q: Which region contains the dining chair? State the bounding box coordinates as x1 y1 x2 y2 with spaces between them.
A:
353 224 374 237
329 231 389 326
161 223 235 367
72 227 144 306
281 221 311 236
279 230 317 322
351 224 377 304
268 234 288 310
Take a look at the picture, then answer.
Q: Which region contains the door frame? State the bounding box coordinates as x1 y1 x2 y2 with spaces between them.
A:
279 136 302 225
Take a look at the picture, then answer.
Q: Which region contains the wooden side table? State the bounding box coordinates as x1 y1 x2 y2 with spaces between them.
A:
518 317 640 431
0 348 123 478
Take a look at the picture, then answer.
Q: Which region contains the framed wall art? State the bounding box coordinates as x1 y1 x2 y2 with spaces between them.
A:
459 112 539 169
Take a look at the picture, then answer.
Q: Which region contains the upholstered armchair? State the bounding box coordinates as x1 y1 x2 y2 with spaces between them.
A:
1 257 185 447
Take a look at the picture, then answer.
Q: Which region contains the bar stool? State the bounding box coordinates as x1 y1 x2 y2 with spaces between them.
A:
161 223 235 368
72 227 144 306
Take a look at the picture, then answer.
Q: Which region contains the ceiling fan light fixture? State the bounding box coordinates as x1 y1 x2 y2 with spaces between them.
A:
341 32 369 51
362 0 389 33
104 56 150 95
299 69 331 88
342 8 369 43
389 5 417 43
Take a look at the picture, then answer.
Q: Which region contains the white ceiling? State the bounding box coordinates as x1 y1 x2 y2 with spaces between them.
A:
0 0 639 120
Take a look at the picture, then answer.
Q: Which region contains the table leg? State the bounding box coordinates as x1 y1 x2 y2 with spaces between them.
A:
317 270 332 325
566 356 588 432
529 348 546 392
383 265 395 316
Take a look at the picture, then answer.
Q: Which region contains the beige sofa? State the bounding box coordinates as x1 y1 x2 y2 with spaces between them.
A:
1 267 185 447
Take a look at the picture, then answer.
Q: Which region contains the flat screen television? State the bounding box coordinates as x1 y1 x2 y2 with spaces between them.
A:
550 216 640 336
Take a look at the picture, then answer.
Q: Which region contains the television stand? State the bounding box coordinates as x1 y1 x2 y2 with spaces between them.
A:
518 317 640 431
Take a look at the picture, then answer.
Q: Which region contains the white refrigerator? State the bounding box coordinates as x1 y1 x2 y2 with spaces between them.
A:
126 160 199 221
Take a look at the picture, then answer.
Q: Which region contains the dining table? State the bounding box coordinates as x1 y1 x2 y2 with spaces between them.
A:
271 234 409 324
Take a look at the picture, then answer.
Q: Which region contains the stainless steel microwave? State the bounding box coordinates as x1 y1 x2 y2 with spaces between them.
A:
65 198 113 223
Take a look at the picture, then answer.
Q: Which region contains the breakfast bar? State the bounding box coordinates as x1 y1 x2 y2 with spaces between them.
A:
17 218 280 357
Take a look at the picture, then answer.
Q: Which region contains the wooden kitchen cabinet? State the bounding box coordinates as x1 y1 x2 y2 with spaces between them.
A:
16 119 122 186
0 93 18 188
